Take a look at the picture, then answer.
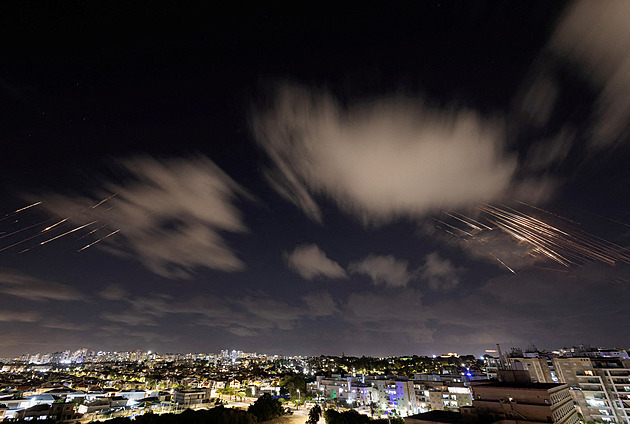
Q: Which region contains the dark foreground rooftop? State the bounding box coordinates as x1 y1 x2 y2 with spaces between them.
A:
405 411 463 424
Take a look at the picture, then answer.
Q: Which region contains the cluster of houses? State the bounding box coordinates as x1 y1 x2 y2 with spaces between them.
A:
309 372 480 417
0 375 284 421
0 387 176 421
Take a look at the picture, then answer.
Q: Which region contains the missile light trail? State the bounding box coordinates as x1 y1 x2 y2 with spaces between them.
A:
0 202 42 222
39 221 97 246
78 229 120 252
438 203 630 272
0 194 121 253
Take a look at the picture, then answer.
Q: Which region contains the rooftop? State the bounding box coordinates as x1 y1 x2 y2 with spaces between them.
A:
473 382 563 390
406 410 463 424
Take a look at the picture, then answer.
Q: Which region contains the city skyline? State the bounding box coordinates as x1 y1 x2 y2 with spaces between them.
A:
6 343 629 364
1 1 630 357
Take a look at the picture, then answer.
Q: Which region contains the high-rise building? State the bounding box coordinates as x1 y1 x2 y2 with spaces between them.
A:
508 357 555 384
507 350 630 424
461 381 579 424
552 357 630 424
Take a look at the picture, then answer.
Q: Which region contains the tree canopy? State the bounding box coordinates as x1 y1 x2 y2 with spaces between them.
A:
323 409 404 424
248 393 286 422
98 407 255 424
307 405 322 424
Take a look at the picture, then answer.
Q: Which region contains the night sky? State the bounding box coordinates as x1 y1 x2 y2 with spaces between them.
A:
1 1 629 358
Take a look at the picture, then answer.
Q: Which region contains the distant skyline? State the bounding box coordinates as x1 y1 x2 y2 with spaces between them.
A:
1 1 629 357
6 342 627 362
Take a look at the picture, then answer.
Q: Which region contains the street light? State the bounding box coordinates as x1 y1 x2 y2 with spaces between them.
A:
297 389 300 410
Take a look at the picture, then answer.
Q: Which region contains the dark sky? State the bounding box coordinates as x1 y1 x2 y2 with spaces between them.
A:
1 1 629 358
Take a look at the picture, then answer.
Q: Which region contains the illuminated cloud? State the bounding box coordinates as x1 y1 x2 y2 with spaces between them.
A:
550 0 630 148
0 310 39 323
253 83 520 224
349 254 415 288
285 243 347 280
302 291 339 317
441 226 546 272
421 251 462 291
37 155 250 278
97 283 128 301
100 310 159 326
426 263 630 346
0 268 85 301
238 297 304 331
99 291 307 336
41 321 90 331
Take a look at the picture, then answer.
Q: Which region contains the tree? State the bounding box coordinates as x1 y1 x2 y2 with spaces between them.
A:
248 394 285 422
280 375 307 400
324 409 370 424
307 405 322 424
324 408 339 424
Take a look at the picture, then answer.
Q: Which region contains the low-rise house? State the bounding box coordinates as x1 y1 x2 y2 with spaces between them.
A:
78 399 110 414
110 396 129 408
117 389 147 403
49 401 77 421
14 404 51 420
173 388 210 406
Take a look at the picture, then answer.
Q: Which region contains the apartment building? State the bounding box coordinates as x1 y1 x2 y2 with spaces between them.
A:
507 352 630 424
462 382 579 424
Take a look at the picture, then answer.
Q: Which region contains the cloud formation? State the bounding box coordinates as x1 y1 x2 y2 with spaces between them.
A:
550 0 630 148
98 291 311 338
349 254 415 288
253 84 521 224
302 291 339 317
0 310 39 323
37 156 250 278
285 243 347 280
0 268 85 301
427 263 630 347
421 252 461 291
98 283 128 301
345 290 432 343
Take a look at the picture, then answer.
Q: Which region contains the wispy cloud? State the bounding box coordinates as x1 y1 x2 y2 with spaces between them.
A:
252 83 529 225
345 290 432 343
285 243 347 280
0 268 85 301
37 155 251 278
41 321 90 331
100 310 159 326
425 263 630 347
349 254 415 288
99 291 311 336
302 291 339 317
97 283 128 301
550 0 630 149
0 309 39 323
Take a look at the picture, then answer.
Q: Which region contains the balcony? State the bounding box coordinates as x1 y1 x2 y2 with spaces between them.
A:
581 387 606 393
586 399 610 408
